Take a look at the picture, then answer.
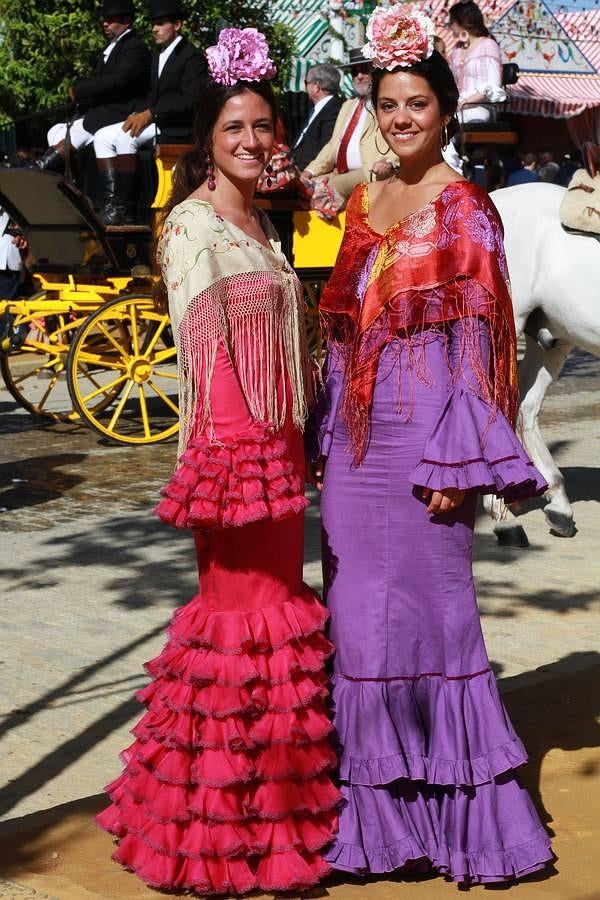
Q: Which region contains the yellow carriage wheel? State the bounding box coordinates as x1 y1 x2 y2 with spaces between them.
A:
66 294 179 445
0 293 102 421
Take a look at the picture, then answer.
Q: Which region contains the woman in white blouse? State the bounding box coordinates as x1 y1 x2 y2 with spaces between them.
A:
449 1 505 124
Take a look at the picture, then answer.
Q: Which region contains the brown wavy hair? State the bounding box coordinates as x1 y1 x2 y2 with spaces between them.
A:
449 1 491 38
153 78 278 312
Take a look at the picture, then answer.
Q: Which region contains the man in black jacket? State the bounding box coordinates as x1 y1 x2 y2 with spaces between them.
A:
38 0 150 172
291 65 344 173
93 0 205 224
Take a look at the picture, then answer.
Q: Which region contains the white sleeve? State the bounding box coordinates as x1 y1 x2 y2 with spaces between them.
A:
462 54 506 103
0 234 22 271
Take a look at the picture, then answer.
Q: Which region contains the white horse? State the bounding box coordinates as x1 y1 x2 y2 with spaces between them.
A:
490 181 600 538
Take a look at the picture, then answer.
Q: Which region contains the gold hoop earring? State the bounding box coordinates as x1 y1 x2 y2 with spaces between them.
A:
374 132 390 155
441 124 449 150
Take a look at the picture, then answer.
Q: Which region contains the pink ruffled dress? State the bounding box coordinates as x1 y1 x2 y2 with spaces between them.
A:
95 201 340 894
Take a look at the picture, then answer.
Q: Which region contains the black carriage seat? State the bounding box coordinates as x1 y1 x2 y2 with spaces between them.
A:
0 167 150 276
459 63 520 148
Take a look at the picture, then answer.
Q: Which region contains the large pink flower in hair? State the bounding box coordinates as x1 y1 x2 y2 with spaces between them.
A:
206 27 277 86
363 3 435 69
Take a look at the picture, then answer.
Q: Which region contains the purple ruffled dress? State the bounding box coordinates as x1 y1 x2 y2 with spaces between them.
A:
318 318 553 883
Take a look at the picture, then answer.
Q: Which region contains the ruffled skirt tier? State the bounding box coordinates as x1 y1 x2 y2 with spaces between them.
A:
97 586 340 894
325 673 552 883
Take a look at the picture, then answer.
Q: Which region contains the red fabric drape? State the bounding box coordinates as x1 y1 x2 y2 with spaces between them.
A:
320 180 519 461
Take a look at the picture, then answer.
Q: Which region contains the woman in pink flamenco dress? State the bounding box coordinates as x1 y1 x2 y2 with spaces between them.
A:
95 29 340 895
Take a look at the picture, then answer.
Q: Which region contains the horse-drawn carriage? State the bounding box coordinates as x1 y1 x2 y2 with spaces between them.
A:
0 146 343 445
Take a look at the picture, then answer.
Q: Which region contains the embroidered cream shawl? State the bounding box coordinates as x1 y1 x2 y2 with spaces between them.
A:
158 200 312 455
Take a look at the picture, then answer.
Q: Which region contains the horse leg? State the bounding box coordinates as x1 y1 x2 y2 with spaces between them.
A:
518 337 576 537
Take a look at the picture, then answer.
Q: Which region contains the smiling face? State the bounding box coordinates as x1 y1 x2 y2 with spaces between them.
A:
210 91 275 186
375 70 448 166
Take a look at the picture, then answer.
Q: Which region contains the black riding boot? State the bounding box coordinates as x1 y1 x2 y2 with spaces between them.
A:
35 147 65 172
98 156 137 226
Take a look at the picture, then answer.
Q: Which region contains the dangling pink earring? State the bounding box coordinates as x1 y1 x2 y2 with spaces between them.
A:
205 150 216 191
265 162 273 188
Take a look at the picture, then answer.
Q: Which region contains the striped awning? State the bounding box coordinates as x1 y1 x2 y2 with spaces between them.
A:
557 8 600 74
507 73 600 118
271 0 328 80
272 0 364 91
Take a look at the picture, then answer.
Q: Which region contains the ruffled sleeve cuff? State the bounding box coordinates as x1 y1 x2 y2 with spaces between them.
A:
409 387 547 503
155 425 308 530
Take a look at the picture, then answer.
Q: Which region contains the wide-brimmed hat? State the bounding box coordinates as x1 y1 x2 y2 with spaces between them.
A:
341 47 371 69
149 0 185 20
101 0 134 16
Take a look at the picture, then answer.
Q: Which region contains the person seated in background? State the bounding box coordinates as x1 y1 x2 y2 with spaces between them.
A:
0 209 30 303
559 151 581 187
448 1 505 124
537 148 560 184
291 65 344 173
37 0 150 172
92 0 206 225
506 151 540 186
301 48 397 211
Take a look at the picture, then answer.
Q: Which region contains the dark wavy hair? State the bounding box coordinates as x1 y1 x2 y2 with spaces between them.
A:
371 50 460 122
449 1 490 38
154 78 278 310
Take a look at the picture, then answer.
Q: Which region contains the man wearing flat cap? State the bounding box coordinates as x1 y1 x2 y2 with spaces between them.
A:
38 0 150 172
93 0 206 224
303 48 397 206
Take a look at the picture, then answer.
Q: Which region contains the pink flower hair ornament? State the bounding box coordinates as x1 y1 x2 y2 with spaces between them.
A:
206 27 277 86
362 3 436 70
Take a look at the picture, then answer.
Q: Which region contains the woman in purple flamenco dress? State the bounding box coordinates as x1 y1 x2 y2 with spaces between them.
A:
312 6 553 886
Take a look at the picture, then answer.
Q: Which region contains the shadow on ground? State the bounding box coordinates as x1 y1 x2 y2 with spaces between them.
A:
1 654 598 898
0 454 87 510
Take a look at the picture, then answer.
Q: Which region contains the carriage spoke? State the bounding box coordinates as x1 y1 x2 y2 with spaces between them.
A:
78 373 128 405
151 346 177 365
150 368 178 379
129 304 140 356
36 374 61 410
72 349 126 370
96 321 131 357
136 383 151 438
142 317 168 355
146 379 179 414
107 380 135 431
11 362 60 385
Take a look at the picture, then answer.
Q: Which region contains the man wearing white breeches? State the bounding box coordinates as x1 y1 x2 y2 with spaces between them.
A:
36 0 150 173
92 0 205 224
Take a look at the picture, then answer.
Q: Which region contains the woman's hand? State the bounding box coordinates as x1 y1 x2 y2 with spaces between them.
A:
422 486 465 515
371 159 395 177
309 456 326 491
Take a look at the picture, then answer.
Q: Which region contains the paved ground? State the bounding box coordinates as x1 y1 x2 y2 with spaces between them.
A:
0 350 599 899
